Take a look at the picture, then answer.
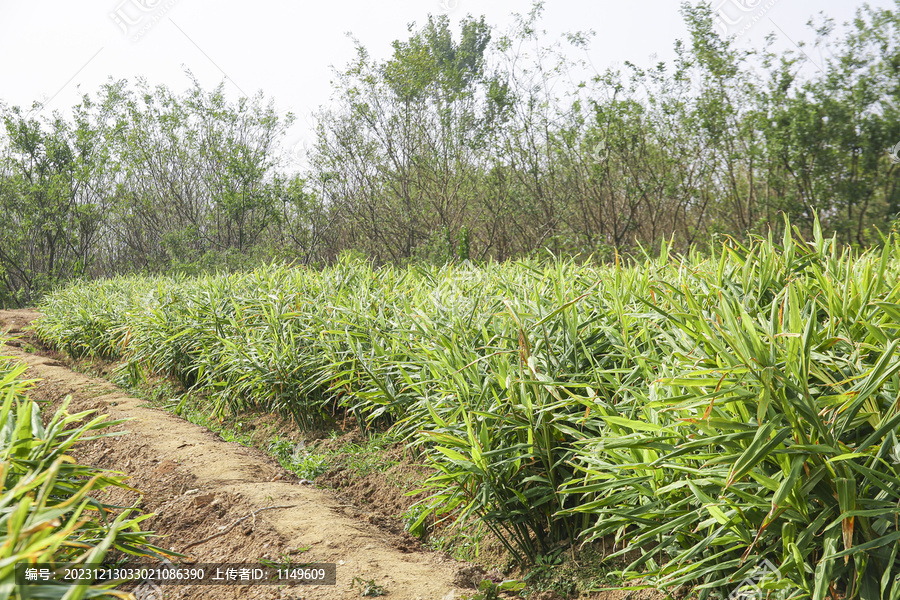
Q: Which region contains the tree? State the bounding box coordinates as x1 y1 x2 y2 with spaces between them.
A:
313 15 496 263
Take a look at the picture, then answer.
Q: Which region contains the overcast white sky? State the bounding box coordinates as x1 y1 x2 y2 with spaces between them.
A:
0 0 894 165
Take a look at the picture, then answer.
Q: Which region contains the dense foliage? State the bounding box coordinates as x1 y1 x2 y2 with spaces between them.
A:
0 359 169 599
35 221 900 598
3 2 900 305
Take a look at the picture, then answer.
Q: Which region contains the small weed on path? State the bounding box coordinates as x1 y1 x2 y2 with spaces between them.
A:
351 576 388 597
460 579 525 600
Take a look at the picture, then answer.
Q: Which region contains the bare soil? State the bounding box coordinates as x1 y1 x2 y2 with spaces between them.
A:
1 310 473 600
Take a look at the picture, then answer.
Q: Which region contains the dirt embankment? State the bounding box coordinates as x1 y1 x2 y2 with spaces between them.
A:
1 309 474 600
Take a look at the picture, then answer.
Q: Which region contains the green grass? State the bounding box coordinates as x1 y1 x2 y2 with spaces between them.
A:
32 218 900 599
268 433 397 481
267 436 329 480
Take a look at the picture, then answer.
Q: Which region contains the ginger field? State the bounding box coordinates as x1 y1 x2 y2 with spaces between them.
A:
34 223 900 599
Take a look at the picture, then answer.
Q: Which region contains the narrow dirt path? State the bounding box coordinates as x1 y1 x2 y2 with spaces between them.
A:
1 310 469 600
